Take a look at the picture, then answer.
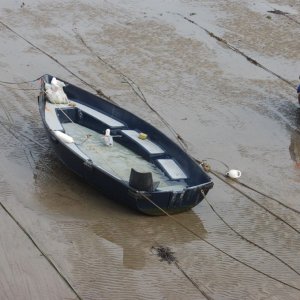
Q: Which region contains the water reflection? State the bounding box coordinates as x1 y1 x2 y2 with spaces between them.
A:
90 211 206 270
34 150 207 270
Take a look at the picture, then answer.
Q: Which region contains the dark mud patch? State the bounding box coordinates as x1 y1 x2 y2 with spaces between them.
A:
152 245 177 264
267 9 289 16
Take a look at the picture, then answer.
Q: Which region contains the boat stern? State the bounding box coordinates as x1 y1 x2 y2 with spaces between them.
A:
132 181 214 216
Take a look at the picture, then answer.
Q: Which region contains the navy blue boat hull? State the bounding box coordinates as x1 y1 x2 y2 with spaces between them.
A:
38 75 213 215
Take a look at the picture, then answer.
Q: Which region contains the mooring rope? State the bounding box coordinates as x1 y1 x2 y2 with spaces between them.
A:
0 77 41 85
0 82 40 91
0 20 108 99
72 30 188 151
207 169 300 235
197 159 300 215
174 13 296 90
200 158 300 233
137 192 300 292
175 261 213 299
230 176 300 215
150 242 212 299
0 199 82 300
0 119 48 150
201 190 300 277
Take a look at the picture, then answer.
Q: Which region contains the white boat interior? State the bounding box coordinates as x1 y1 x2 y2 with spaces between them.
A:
45 101 188 192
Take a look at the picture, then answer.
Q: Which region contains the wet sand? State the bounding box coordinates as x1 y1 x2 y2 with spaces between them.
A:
0 0 300 299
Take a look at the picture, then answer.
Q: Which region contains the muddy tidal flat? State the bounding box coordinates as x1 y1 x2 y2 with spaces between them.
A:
0 0 300 299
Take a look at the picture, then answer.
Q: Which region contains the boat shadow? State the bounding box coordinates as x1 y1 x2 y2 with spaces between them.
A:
90 210 207 270
33 150 134 215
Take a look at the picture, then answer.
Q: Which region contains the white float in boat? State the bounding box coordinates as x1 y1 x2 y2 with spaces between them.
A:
54 130 74 143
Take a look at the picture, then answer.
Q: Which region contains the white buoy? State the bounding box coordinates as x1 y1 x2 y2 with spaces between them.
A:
54 131 74 143
226 169 242 179
103 128 113 146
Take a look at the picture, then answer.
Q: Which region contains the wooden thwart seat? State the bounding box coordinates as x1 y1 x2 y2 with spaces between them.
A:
121 130 164 155
157 159 187 180
45 101 125 131
76 103 124 128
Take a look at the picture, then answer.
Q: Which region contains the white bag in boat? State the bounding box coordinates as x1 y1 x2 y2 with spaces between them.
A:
46 88 68 104
51 77 66 88
54 131 74 143
45 83 52 90
45 77 68 104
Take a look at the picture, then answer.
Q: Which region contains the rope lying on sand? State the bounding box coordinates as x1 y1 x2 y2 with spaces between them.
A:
151 243 212 298
267 8 300 26
197 159 300 215
201 190 300 277
175 13 296 90
208 168 300 235
73 29 188 151
138 192 300 292
0 198 82 300
0 20 108 99
0 77 41 84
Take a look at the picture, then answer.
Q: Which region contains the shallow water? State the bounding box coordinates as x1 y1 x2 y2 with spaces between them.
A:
0 0 300 299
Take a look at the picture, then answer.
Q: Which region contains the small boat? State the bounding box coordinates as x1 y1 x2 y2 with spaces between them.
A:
38 74 213 215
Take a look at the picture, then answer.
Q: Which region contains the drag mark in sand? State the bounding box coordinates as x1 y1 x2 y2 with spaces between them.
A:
175 13 296 89
202 191 300 278
0 190 82 299
0 20 107 99
0 19 189 150
209 170 300 235
267 9 300 26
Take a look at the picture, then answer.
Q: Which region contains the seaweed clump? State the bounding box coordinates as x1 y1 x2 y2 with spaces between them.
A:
152 245 177 264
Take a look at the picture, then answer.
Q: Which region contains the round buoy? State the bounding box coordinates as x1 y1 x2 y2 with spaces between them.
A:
226 169 242 179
